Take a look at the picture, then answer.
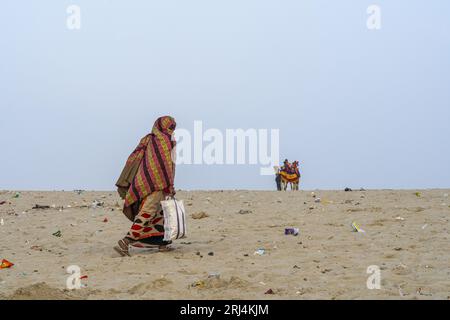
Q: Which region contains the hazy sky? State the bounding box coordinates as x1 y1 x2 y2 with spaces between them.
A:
1 0 449 190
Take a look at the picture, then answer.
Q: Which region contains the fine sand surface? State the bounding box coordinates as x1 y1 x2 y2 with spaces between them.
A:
0 189 449 300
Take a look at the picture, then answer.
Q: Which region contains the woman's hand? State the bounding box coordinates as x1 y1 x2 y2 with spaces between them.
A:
164 185 176 197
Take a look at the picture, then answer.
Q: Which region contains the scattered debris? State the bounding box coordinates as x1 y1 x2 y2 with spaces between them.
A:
395 216 405 221
421 224 428 230
1 259 14 269
32 205 50 210
74 190 84 195
189 276 248 290
416 287 432 296
285 227 299 236
254 249 265 256
30 245 43 251
91 200 104 208
191 211 209 219
311 192 316 198
52 230 62 237
351 222 365 233
314 198 321 203
208 252 214 256
0 201 6 205
238 209 252 214
264 288 274 294
344 200 353 204
344 188 352 192
208 272 220 279
191 280 205 288
103 217 108 223
392 263 409 275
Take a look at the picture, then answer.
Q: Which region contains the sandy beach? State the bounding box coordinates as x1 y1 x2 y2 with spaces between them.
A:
0 189 449 300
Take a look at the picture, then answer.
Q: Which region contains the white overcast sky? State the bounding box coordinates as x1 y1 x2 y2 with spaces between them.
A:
1 0 449 190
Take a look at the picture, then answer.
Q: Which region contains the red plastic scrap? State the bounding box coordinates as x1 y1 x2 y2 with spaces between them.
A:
1 259 14 269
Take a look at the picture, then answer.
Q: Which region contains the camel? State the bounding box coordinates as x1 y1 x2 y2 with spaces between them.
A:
279 161 300 191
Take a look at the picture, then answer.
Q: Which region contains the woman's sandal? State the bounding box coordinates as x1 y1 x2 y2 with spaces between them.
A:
113 238 132 257
131 241 173 252
114 238 173 256
158 245 173 252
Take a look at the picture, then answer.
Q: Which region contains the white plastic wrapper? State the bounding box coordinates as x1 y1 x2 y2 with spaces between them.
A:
160 198 187 241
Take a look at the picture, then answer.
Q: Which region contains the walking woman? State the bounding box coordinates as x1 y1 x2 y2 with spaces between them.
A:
114 116 177 256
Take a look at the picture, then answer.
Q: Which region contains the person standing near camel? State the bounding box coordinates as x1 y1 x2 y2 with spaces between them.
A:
274 166 282 191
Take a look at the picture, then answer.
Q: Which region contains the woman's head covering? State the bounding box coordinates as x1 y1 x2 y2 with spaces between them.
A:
120 116 177 207
152 116 176 137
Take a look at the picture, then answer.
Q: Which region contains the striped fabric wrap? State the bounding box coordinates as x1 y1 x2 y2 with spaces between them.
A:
124 135 152 167
124 116 176 207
